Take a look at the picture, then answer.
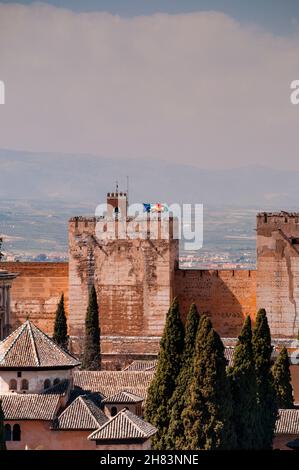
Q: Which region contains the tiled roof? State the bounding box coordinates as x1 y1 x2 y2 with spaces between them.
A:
52 395 108 430
0 320 80 369
74 371 154 400
123 360 157 372
102 390 143 404
275 409 299 434
88 409 157 441
0 394 60 420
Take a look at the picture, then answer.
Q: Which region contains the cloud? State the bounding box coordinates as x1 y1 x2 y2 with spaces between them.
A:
0 3 299 169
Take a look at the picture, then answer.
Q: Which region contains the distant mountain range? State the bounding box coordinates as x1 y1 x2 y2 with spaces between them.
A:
0 148 298 209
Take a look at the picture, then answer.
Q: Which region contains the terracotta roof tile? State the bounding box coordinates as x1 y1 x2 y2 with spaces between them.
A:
52 395 108 430
0 394 60 420
74 370 153 400
275 409 299 434
123 360 157 372
88 409 156 441
0 320 80 369
102 390 143 404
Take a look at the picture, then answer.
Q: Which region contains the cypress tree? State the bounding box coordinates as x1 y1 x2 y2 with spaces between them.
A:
252 308 278 449
82 285 101 370
0 400 6 450
144 298 184 450
272 346 294 409
167 303 200 449
228 315 260 449
53 293 68 349
183 315 236 450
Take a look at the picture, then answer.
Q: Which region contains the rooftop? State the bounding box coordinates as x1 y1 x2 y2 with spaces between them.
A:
0 393 60 421
0 320 80 369
123 360 157 372
88 409 156 441
52 394 108 431
275 409 299 434
102 390 143 404
73 370 154 400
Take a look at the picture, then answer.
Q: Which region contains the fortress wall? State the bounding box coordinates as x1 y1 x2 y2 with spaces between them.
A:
175 269 257 337
68 217 178 355
0 262 69 335
257 213 299 337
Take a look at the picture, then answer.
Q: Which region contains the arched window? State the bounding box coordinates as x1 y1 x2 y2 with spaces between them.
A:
44 379 51 390
21 379 29 391
111 406 117 417
12 424 21 441
4 424 11 441
9 379 17 391
53 378 60 386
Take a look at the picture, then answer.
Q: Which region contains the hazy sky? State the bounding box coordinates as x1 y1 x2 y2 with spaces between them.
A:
0 1 299 169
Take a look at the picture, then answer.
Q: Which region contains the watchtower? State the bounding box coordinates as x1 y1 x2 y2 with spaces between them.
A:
68 191 179 367
257 212 299 337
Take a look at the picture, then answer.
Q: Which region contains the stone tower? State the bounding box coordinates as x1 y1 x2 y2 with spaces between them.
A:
68 192 178 367
257 212 299 338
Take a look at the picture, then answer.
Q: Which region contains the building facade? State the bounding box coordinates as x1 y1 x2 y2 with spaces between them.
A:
2 200 299 368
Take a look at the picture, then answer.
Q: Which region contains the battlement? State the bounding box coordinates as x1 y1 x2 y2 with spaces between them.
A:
257 211 299 226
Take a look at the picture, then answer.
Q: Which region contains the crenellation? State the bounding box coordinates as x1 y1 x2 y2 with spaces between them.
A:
2 207 299 366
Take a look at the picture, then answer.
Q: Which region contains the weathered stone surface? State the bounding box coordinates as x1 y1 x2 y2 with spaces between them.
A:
175 269 256 337
0 262 68 335
68 217 178 355
257 212 299 337
3 209 299 368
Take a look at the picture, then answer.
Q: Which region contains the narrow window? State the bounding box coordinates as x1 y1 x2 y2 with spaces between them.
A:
9 379 17 391
4 424 11 441
44 379 51 390
21 379 29 391
12 424 21 441
111 406 117 417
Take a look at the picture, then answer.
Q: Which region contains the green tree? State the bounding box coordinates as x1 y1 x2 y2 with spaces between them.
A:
0 400 6 450
272 346 294 409
82 285 101 370
228 315 260 449
183 315 236 450
144 298 184 449
53 293 68 349
167 303 200 449
252 308 278 449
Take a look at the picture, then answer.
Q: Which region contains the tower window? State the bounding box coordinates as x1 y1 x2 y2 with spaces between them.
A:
4 424 11 441
9 379 17 391
53 378 60 386
111 406 117 417
44 379 51 390
21 379 29 391
12 424 21 441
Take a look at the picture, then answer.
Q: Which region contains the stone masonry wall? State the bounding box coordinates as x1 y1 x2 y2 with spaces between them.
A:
0 262 68 335
175 269 257 337
68 217 178 356
257 213 299 337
